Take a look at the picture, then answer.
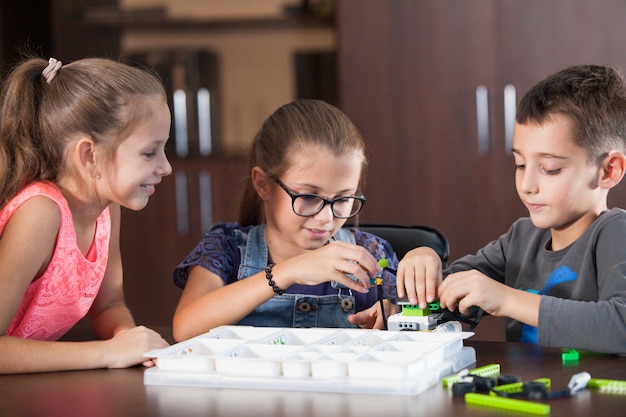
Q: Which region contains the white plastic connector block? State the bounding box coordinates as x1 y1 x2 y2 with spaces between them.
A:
387 312 438 331
568 372 591 394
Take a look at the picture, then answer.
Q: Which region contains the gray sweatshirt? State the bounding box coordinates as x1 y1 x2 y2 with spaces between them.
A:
445 208 626 354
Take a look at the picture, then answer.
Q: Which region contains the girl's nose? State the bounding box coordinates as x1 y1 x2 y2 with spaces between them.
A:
313 203 335 223
158 155 173 177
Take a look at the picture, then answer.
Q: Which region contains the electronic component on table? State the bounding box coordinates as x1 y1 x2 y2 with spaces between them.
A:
388 297 443 331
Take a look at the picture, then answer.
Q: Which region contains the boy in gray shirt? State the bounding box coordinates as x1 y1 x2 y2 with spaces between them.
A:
396 65 626 354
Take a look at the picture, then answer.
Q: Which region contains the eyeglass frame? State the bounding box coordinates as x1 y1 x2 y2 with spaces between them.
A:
274 179 366 219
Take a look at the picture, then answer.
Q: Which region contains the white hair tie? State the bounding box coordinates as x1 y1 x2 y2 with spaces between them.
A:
42 58 62 84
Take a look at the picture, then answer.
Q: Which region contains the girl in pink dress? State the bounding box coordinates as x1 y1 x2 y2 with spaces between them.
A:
0 57 171 373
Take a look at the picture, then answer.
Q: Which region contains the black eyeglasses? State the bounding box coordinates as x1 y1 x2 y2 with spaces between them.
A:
275 179 366 219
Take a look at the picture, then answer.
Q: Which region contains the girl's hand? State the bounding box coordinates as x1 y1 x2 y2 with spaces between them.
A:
348 299 399 329
396 247 442 308
105 325 169 368
282 241 380 293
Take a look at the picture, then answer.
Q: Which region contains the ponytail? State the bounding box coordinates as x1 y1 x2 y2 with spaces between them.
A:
0 58 57 208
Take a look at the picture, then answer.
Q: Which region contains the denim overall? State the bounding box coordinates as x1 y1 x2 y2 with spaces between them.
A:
235 225 358 328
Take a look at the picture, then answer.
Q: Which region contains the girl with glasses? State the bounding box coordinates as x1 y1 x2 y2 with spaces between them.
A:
172 100 399 341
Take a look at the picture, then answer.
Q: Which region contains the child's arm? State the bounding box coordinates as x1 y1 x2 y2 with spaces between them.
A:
0 201 167 374
0 197 58 327
438 269 540 326
88 204 169 367
395 247 443 308
173 241 380 341
0 198 103 373
88 204 136 337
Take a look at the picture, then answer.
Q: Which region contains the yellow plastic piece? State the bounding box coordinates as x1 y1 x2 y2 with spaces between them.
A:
587 378 626 394
465 393 550 415
442 364 500 388
491 378 551 396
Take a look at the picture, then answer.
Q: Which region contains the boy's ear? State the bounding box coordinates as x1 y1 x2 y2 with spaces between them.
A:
251 167 272 200
599 151 626 189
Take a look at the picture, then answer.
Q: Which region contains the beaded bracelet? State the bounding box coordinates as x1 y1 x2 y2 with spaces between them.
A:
265 263 285 295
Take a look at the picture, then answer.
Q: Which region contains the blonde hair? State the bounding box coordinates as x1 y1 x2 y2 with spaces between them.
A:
0 56 167 208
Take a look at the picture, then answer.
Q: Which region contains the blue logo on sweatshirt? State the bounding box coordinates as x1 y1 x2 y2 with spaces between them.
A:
520 265 577 343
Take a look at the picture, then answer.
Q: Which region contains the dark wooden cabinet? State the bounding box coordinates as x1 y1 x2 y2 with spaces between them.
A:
120 157 247 327
336 0 626 261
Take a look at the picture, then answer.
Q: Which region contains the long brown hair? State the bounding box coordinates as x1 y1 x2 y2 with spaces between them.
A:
238 99 367 226
0 57 166 208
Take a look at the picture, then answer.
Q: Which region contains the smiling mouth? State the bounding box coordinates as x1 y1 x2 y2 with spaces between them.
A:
307 228 330 236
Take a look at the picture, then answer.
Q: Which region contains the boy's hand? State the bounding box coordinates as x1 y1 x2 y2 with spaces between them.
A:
438 269 508 316
396 247 442 308
438 269 540 326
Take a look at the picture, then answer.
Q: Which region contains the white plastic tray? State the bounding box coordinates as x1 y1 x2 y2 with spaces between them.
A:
144 325 475 396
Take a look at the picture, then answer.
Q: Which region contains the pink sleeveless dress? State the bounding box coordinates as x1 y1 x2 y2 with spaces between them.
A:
1 181 110 340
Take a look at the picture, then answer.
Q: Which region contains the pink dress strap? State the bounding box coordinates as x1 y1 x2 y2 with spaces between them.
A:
1 181 110 340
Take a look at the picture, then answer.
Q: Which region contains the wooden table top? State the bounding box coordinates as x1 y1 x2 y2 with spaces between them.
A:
0 340 624 417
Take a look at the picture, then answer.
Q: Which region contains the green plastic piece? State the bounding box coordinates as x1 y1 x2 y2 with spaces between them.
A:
491 378 551 396
372 258 389 286
491 381 524 395
400 300 441 317
469 363 501 378
465 393 551 415
587 378 626 394
562 348 579 363
401 304 431 316
427 300 441 311
536 377 551 390
442 364 501 387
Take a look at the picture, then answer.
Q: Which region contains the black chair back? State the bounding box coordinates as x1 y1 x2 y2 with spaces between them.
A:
346 224 450 267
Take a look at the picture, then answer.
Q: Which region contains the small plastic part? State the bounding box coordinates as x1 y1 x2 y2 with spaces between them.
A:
452 381 476 396
523 380 548 395
498 374 522 385
492 378 551 398
492 381 525 396
534 377 551 390
469 363 501 378
427 300 441 310
568 372 591 394
562 348 580 363
387 312 438 331
587 378 626 394
433 321 462 333
442 363 501 387
396 299 440 317
465 393 551 415
472 375 497 392
402 304 432 316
